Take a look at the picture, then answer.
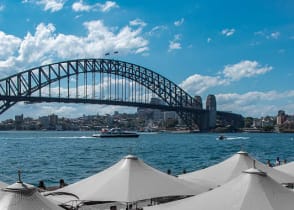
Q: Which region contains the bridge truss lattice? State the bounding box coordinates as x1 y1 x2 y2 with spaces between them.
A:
0 59 206 128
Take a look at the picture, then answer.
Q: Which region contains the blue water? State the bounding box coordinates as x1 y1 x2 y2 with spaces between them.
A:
0 131 293 187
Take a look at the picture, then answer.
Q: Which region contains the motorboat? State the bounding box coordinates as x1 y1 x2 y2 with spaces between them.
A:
92 128 139 138
218 135 226 140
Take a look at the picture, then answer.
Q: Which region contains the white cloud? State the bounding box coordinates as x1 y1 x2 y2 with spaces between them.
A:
148 25 168 37
0 20 148 76
179 60 272 96
0 32 22 59
216 90 294 117
174 18 184 27
180 74 227 95
0 102 137 120
254 30 265 36
267 31 280 40
72 0 118 12
223 60 272 81
23 0 65 12
98 1 119 12
221 28 235 37
168 34 182 52
129 19 146 27
255 30 281 40
72 0 91 12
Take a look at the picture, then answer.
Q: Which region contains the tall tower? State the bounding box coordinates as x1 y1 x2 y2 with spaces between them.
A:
206 94 216 128
193 96 203 110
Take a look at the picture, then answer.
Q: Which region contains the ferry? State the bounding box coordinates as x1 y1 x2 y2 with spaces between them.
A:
92 128 139 138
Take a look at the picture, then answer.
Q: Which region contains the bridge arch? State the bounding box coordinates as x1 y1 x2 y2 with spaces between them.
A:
0 59 206 129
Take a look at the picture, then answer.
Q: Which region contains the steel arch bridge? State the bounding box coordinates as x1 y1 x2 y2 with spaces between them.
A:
0 58 210 130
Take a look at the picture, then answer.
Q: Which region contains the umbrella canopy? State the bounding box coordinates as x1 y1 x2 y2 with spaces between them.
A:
54 155 208 203
0 181 7 189
145 168 294 210
0 181 64 210
275 161 294 175
179 151 294 188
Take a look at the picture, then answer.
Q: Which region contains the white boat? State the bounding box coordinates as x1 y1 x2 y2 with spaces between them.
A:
92 128 139 138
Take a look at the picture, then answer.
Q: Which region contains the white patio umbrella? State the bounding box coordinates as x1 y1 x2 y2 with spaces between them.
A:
53 155 209 203
0 181 7 189
145 168 294 210
179 151 294 188
275 161 294 176
0 181 64 210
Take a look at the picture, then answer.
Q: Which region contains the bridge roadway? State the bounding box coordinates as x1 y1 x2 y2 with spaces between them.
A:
0 58 243 131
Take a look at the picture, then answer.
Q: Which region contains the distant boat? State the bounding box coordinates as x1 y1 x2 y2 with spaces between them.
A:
218 135 226 140
92 128 139 138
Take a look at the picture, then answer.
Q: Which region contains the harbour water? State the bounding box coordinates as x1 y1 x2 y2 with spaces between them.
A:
0 131 293 187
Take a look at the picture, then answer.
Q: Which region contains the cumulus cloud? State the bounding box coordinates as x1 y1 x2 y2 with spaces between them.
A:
168 34 182 52
0 32 22 59
179 60 272 95
221 28 235 37
180 74 227 95
216 90 294 117
72 0 91 12
22 0 65 12
223 60 272 81
174 18 184 27
0 20 148 76
72 0 118 12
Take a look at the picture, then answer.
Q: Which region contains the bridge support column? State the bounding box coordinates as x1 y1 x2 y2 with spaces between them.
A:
206 95 216 129
193 111 209 132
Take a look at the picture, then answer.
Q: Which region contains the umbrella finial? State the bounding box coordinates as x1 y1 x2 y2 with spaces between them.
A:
18 169 22 183
253 160 256 169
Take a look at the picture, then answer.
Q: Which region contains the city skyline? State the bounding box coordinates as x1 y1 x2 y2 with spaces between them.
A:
0 0 293 120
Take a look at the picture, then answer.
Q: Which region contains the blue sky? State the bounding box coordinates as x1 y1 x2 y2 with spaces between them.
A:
0 0 293 120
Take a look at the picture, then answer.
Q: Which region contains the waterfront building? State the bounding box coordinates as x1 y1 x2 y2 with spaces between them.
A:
277 110 286 125
163 111 178 121
137 97 164 123
261 117 274 128
49 114 58 129
15 114 24 130
253 118 262 128
39 116 50 130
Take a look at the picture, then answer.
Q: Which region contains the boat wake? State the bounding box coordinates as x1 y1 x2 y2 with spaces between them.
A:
216 136 250 141
52 136 94 139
